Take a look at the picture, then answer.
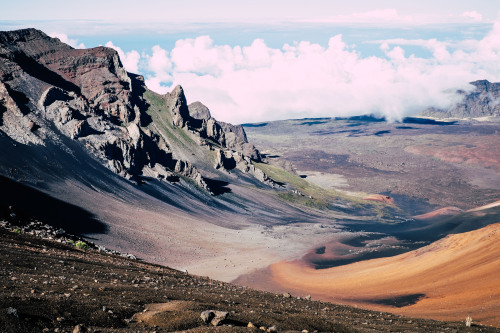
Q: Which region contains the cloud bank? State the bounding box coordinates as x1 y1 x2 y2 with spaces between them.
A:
105 21 500 124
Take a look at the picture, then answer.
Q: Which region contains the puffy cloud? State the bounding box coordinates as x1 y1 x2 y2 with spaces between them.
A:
49 32 85 49
372 38 452 62
113 21 500 124
105 41 140 74
143 45 173 94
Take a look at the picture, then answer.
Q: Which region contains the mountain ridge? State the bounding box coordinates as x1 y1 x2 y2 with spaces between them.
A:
0 28 265 193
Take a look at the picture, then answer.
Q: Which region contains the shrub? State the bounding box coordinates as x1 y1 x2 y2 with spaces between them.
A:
465 315 472 327
75 241 89 250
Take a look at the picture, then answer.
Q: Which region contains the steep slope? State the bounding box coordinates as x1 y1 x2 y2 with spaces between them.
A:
244 222 500 326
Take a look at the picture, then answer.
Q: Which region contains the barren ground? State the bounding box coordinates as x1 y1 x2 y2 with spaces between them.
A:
2 228 498 333
244 117 500 211
239 221 500 327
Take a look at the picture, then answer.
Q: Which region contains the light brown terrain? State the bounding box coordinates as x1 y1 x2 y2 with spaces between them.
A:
414 206 464 220
249 222 500 327
244 118 500 211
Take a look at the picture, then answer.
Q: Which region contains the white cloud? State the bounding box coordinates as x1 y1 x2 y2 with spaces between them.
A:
143 45 173 93
105 41 140 74
106 20 500 124
372 38 452 62
49 32 85 49
461 11 483 21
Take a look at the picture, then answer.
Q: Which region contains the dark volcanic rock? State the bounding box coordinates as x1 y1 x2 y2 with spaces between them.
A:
422 80 500 118
0 28 134 123
0 29 205 186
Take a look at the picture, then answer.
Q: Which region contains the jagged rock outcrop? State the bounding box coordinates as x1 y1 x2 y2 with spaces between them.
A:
0 81 44 145
165 85 190 128
421 80 500 118
0 28 210 190
0 28 270 194
39 86 91 139
186 100 261 161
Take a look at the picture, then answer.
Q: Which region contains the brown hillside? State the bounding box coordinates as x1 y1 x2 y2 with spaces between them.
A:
263 223 500 327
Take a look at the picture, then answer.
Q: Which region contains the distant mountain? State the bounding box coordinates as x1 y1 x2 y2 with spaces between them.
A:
421 80 500 118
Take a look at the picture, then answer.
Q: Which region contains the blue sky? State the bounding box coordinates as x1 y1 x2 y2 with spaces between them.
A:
1 1 500 123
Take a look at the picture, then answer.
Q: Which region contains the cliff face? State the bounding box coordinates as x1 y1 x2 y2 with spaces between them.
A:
0 28 263 193
421 80 500 118
0 28 134 123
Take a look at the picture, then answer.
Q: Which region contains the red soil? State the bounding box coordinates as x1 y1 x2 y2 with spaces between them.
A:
257 223 500 327
414 206 464 220
363 194 395 205
406 136 500 173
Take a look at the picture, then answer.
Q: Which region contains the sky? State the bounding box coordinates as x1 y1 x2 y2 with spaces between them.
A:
1 1 500 124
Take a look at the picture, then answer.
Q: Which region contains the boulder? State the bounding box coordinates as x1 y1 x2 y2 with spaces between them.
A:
165 85 190 128
188 101 211 120
200 310 228 326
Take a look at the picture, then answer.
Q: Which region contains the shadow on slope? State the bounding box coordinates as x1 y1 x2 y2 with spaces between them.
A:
402 117 457 125
332 114 457 126
0 175 107 235
204 178 232 195
362 293 427 308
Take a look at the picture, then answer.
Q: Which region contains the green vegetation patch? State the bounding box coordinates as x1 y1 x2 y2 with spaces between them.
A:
254 162 390 216
75 241 89 250
143 90 197 152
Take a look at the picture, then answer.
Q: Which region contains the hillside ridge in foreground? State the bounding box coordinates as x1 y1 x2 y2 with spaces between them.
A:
1 227 497 333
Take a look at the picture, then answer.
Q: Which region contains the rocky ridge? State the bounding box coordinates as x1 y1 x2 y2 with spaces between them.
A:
0 28 269 194
421 80 500 118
